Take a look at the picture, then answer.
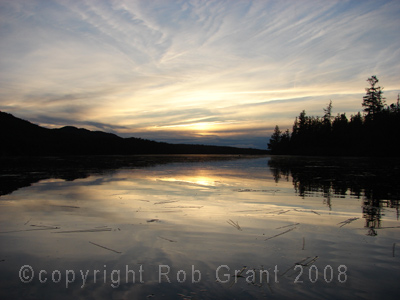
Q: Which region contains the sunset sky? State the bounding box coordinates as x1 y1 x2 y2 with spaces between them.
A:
1 0 399 149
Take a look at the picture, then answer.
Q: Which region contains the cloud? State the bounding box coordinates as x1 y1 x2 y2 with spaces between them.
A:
0 0 399 148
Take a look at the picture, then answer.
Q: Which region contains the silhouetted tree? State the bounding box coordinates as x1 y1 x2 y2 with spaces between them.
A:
268 125 281 153
268 76 399 156
279 129 291 154
332 113 348 130
323 100 333 125
362 76 385 118
388 94 400 113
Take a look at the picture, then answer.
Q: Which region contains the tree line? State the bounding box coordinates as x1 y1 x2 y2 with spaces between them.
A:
268 76 400 156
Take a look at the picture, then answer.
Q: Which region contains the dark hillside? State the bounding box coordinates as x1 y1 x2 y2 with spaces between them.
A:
0 111 267 156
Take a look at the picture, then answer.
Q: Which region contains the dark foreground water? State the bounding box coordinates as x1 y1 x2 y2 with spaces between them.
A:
0 155 399 299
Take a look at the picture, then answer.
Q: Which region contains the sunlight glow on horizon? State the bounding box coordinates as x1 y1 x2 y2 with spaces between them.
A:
0 0 399 149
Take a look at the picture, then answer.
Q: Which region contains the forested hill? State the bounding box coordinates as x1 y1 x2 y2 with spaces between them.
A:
268 76 400 157
0 111 267 156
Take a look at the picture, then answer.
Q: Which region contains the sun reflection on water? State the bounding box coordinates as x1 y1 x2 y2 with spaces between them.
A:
0 156 399 299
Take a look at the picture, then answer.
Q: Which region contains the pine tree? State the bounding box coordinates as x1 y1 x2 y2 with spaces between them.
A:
268 125 281 152
362 76 385 118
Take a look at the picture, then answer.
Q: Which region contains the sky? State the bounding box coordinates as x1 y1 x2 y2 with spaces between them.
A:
1 0 399 149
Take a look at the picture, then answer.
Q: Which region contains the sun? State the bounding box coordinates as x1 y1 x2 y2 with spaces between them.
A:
191 122 212 131
150 121 220 134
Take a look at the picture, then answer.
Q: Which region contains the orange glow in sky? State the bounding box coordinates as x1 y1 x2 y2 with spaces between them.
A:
0 0 399 149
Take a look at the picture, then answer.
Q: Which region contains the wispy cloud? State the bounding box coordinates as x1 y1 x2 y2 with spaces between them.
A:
0 0 399 148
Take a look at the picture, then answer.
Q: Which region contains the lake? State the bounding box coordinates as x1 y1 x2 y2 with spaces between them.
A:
0 155 399 299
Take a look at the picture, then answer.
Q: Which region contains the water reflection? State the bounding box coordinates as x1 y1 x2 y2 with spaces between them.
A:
0 155 248 197
268 156 400 235
0 155 399 299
